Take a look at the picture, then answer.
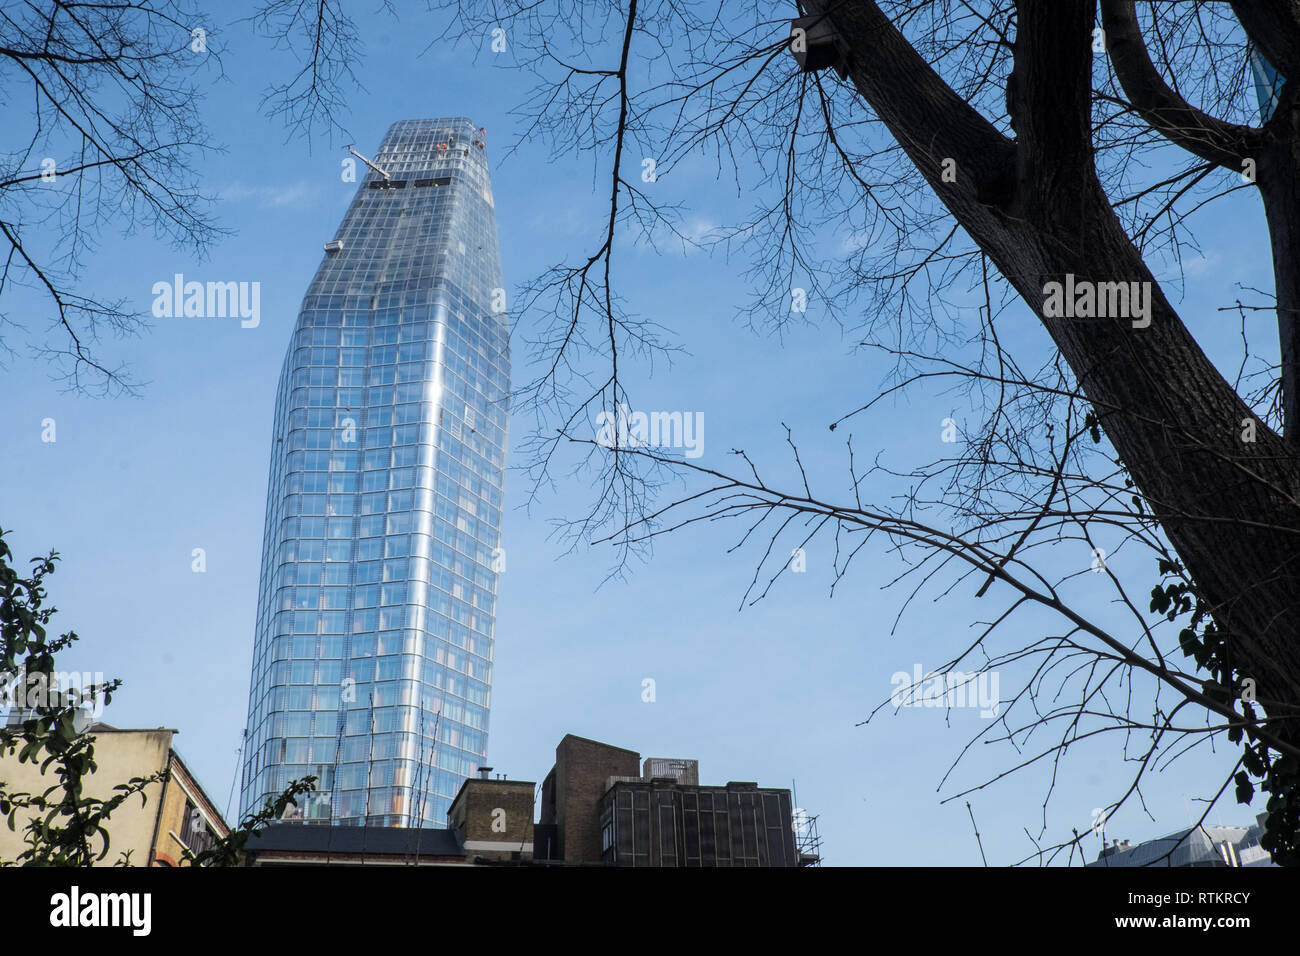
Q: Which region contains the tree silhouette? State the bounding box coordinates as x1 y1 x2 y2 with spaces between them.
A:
430 0 1300 864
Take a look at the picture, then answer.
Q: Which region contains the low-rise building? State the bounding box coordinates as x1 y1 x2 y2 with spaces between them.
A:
240 822 467 866
242 768 536 866
536 734 814 866
598 777 801 867
447 770 535 862
1087 815 1277 867
0 721 229 866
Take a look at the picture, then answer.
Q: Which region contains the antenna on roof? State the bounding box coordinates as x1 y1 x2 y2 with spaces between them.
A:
347 145 391 181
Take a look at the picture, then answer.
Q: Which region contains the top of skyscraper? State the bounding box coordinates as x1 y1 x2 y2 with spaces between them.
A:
367 118 492 181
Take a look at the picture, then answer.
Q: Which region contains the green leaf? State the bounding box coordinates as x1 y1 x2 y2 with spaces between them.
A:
1243 746 1265 777
1234 771 1254 805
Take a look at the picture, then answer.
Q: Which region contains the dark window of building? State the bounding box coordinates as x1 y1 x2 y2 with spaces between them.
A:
180 798 218 859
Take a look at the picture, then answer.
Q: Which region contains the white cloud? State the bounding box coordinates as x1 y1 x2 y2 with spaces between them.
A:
1181 252 1223 278
682 217 716 243
839 232 873 254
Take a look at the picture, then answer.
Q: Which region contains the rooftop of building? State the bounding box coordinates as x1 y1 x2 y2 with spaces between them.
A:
606 778 769 792
557 733 640 756
1088 824 1254 867
85 722 180 734
244 823 464 859
3 709 180 734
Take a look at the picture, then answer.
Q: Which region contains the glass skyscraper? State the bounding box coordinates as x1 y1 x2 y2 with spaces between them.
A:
239 118 509 827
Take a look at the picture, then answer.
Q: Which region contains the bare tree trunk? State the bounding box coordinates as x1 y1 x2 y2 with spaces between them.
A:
831 0 1300 732
1258 138 1300 445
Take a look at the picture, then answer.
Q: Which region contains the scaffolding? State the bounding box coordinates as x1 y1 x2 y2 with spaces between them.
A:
794 810 824 866
791 780 823 866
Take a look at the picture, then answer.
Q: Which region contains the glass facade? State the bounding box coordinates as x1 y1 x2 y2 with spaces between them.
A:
239 118 509 827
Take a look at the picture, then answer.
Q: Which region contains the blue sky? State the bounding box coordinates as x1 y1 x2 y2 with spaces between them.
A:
0 4 1276 864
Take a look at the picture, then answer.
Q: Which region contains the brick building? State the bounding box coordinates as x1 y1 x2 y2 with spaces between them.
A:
535 734 812 866
243 769 536 865
537 734 639 863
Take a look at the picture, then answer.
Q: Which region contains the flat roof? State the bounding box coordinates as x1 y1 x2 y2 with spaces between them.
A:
245 824 464 858
86 722 180 734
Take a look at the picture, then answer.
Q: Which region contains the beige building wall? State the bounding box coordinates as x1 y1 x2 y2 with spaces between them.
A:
152 766 192 866
151 755 228 866
0 727 174 866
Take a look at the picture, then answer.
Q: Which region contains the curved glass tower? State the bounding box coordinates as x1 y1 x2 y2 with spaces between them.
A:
239 118 509 827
